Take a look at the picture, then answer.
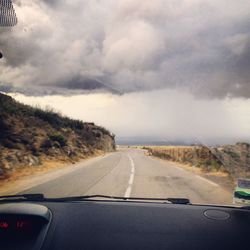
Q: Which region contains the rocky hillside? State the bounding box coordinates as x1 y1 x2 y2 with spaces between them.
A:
212 143 250 178
146 143 250 179
0 93 115 177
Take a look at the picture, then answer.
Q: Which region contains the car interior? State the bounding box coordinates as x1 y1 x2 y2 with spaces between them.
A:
0 195 250 250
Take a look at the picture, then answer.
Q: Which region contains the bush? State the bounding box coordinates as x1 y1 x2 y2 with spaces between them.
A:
227 150 240 159
49 134 67 147
2 139 16 149
41 139 53 149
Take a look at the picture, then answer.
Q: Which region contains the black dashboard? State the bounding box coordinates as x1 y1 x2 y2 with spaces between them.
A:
0 201 249 250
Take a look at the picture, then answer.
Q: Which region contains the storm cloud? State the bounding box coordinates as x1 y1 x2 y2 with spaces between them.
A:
1 0 250 98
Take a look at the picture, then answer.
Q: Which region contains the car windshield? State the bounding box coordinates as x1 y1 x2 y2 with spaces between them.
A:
0 0 250 206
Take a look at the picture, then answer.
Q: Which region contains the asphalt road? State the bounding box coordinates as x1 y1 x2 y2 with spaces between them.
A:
23 149 233 205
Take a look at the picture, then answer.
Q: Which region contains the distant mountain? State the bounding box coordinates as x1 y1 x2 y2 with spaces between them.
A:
116 136 193 146
0 77 120 96
116 136 250 147
0 92 115 177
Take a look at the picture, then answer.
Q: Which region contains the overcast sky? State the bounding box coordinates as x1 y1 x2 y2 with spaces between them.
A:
1 0 250 144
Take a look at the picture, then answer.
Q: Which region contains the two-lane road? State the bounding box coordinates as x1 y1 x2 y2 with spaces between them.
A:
22 149 232 205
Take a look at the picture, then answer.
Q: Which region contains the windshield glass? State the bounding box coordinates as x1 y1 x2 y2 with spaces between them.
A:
0 0 250 206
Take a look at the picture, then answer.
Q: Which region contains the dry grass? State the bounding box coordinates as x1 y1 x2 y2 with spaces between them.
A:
143 145 228 173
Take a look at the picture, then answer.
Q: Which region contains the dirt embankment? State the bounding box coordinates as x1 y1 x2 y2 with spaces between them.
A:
144 143 250 179
0 93 116 180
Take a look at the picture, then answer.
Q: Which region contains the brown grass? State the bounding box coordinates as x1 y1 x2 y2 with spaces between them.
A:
143 145 229 175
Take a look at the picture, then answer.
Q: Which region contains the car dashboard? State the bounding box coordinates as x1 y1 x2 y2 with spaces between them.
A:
0 200 249 250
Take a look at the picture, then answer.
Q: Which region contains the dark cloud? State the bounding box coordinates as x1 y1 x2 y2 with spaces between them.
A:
0 0 250 98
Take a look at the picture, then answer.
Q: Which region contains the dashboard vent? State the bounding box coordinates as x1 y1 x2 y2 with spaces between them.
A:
0 0 18 27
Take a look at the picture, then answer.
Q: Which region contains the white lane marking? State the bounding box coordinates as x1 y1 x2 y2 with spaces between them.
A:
125 186 132 198
195 175 219 187
129 155 135 168
125 155 135 198
128 174 134 185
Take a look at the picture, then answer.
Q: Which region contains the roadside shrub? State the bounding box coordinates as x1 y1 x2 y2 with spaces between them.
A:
152 150 172 160
2 139 16 149
226 150 240 159
49 134 67 147
41 139 53 149
210 159 221 171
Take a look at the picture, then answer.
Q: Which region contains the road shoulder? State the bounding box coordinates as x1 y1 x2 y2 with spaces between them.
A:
0 153 111 195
